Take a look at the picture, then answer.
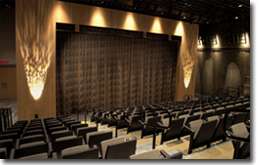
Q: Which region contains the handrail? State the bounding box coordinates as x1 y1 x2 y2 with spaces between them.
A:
138 109 172 149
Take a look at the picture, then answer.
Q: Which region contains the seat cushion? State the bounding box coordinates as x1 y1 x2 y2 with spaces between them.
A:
61 145 89 157
19 153 48 159
19 141 45 148
130 149 161 159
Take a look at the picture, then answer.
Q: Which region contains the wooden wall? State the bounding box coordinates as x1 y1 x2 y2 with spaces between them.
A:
0 66 16 99
16 0 198 120
16 0 56 120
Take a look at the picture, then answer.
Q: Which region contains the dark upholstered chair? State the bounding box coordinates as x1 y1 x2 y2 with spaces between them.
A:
23 129 45 138
141 116 162 138
102 138 137 159
61 145 99 159
0 148 7 159
71 123 88 134
207 115 233 144
86 131 113 152
185 119 218 154
50 130 74 152
16 134 47 148
229 122 250 159
160 117 185 144
77 126 97 143
215 107 226 116
10 141 51 159
66 121 81 129
0 139 14 159
48 126 67 135
55 136 84 159
179 114 201 137
126 115 143 134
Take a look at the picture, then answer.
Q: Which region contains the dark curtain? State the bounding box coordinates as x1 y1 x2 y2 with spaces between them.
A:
56 30 177 115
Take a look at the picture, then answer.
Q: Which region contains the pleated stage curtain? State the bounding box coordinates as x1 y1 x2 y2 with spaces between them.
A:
56 28 177 115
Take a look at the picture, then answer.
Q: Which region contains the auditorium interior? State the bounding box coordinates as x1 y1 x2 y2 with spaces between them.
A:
0 0 252 160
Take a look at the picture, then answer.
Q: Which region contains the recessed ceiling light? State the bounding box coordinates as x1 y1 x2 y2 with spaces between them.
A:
238 4 243 7
161 12 164 15
183 16 186 19
206 21 209 24
235 16 239 19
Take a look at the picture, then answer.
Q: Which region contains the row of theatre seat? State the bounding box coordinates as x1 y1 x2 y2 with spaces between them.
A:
90 95 250 158
0 115 183 159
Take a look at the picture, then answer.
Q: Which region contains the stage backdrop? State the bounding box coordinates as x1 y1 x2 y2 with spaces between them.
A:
56 25 178 115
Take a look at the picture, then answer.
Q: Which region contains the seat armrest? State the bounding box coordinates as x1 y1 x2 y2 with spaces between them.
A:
124 118 129 123
10 148 15 159
52 152 57 159
160 149 170 158
125 136 137 141
92 145 102 159
48 142 53 157
15 139 20 149
184 125 194 134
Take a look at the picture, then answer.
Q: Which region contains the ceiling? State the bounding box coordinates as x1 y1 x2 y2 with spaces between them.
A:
0 0 250 24
59 0 250 24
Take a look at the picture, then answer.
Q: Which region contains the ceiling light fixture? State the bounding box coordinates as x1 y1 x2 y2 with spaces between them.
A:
183 16 186 19
238 4 243 7
235 16 239 19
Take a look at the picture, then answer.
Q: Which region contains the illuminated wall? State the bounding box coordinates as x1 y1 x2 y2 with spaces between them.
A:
16 0 56 120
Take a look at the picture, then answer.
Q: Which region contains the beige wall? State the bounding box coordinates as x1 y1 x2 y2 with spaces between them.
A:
0 66 16 99
16 0 198 120
16 0 56 120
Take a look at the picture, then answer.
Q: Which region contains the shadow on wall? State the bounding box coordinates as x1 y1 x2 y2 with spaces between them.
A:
202 58 213 95
224 62 242 89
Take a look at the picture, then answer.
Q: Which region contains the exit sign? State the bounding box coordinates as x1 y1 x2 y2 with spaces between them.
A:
0 60 9 63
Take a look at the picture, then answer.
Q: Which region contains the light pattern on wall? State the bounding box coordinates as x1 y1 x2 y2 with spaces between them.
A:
16 0 54 100
182 51 195 88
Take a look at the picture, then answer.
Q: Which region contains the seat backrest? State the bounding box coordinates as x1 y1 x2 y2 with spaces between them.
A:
50 130 74 151
0 139 14 159
105 139 137 159
48 126 67 135
71 124 88 134
188 119 203 139
19 134 46 147
230 122 249 139
0 133 19 142
55 136 84 159
61 145 99 159
130 149 161 159
87 131 113 150
77 126 97 143
194 119 218 145
66 121 81 128
101 137 124 159
13 141 48 159
145 116 162 127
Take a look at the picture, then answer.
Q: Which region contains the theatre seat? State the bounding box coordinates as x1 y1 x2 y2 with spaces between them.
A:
10 141 51 159
61 145 99 159
55 136 84 159
77 126 97 143
160 117 185 144
102 138 137 159
229 122 250 159
0 139 14 159
185 119 218 154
